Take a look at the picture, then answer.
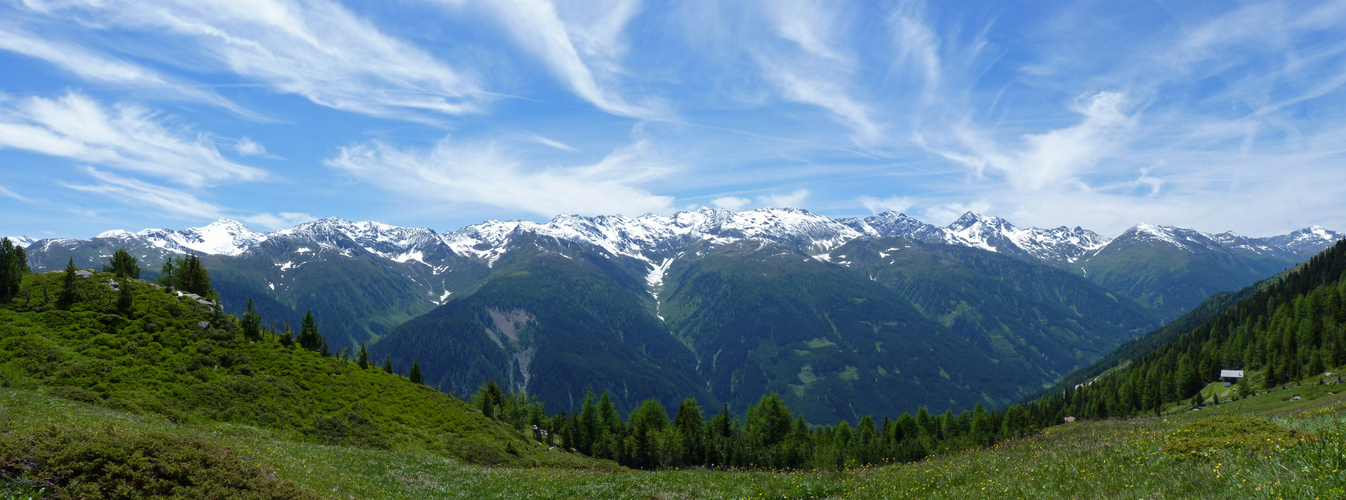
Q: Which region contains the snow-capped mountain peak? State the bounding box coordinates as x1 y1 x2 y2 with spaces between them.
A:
3 235 36 248
131 218 266 256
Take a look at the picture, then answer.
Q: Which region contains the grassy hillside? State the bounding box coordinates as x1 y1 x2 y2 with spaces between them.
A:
0 269 598 470
6 376 1343 498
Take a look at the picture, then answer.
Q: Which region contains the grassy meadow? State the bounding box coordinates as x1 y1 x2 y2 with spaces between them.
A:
5 381 1345 499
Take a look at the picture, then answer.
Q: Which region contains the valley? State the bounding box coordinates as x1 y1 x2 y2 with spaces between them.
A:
13 209 1339 421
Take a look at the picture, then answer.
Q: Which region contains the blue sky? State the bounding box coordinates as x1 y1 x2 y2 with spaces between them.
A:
2 0 1345 239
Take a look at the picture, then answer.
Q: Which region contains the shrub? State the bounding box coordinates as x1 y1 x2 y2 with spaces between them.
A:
0 424 316 499
1162 415 1299 458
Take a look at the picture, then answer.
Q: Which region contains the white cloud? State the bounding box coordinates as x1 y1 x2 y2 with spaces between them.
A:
325 134 676 217
920 200 992 226
0 24 261 118
765 0 848 63
239 211 314 229
522 133 579 152
710 196 750 210
758 188 810 208
0 92 266 188
753 2 882 144
433 0 658 119
857 195 914 214
62 168 225 219
19 0 485 119
0 183 28 201
234 136 267 156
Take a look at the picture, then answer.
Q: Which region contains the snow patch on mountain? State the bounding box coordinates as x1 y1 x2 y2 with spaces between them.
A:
4 235 36 248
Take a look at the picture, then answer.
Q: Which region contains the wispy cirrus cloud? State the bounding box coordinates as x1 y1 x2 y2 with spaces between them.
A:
62 167 226 220
17 0 486 120
0 24 265 119
0 92 266 188
754 1 881 144
430 0 659 119
325 134 676 217
62 168 315 229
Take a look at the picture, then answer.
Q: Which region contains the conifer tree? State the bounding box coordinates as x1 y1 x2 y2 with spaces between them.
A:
103 248 140 279
116 278 134 316
57 258 78 310
170 254 213 297
158 260 175 288
409 360 424 384
383 356 393 374
241 298 262 340
0 238 29 303
357 342 369 369
298 310 321 351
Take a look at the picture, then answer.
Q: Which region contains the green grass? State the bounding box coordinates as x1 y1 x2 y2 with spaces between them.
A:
7 382 1346 498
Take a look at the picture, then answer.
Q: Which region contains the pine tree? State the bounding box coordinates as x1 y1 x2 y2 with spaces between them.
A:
57 258 78 310
409 360 424 384
102 248 140 279
174 255 212 297
298 310 321 351
241 298 262 341
116 278 134 316
383 356 393 374
158 260 175 288
357 342 369 369
0 238 29 303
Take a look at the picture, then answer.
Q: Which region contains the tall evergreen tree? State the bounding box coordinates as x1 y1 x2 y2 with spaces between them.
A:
241 298 262 341
409 360 424 384
102 248 140 279
116 278 134 316
383 356 393 374
0 238 29 303
57 258 78 310
298 310 322 351
357 342 369 369
174 254 212 297
158 260 176 288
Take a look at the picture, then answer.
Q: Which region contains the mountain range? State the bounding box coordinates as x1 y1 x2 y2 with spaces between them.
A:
12 209 1341 420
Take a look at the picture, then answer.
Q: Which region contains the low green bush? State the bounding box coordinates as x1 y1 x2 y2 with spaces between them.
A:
0 424 316 499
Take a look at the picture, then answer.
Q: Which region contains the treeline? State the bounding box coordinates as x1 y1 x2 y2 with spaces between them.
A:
471 382 1035 470
1024 239 1346 424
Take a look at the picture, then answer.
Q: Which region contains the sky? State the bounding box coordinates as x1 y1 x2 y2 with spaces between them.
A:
2 0 1346 240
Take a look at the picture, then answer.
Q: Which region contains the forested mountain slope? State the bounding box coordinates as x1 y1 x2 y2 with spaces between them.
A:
1028 238 1346 422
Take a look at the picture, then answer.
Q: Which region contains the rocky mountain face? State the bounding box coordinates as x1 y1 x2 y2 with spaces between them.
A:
14 209 1341 420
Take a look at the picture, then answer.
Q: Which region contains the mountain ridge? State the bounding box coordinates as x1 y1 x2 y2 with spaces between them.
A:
18 209 1340 273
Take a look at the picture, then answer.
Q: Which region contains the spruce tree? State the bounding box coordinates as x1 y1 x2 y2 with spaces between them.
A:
102 248 140 279
116 278 134 316
357 343 369 369
0 238 29 303
158 260 175 288
241 298 262 341
175 255 212 297
383 356 393 374
299 310 321 351
57 258 78 310
409 360 424 384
